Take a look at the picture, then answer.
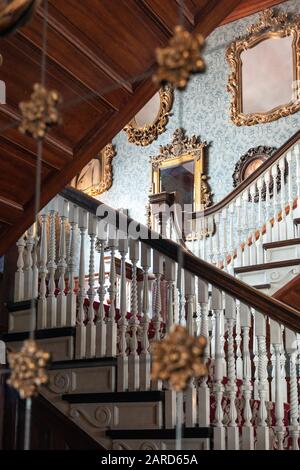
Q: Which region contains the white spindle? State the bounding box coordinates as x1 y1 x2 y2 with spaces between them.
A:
255 311 269 450
165 257 175 333
242 189 250 266
221 208 228 271
32 226 39 300
256 178 264 264
272 165 280 242
117 237 128 391
264 169 272 243
128 238 140 391
75 209 87 359
228 203 235 273
24 225 34 300
47 199 57 328
240 303 254 450
249 184 257 266
14 235 25 302
295 144 300 204
270 320 285 450
95 227 107 358
214 212 221 266
286 328 299 450
66 204 78 326
106 235 117 357
211 286 225 450
286 150 294 238
279 157 287 240
86 214 97 358
37 209 48 329
151 250 163 391
140 243 151 391
235 196 242 267
57 198 68 327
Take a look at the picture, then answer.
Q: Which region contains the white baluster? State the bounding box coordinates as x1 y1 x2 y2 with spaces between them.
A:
286 328 299 450
128 238 140 391
235 196 243 267
139 243 151 391
57 198 68 327
66 204 78 326
24 225 34 300
256 178 264 264
32 225 39 300
208 215 214 265
235 301 243 380
225 295 239 449
117 237 128 391
47 199 57 328
37 209 48 329
255 311 269 450
272 165 280 242
264 169 272 243
95 225 107 357
221 208 228 271
86 214 97 358
240 303 254 450
211 286 225 450
14 234 25 302
228 203 235 273
214 212 221 266
184 270 196 427
295 144 300 221
249 184 257 265
242 189 250 266
165 257 175 333
279 157 287 241
286 150 295 238
75 209 87 359
151 250 163 391
106 235 118 357
270 320 285 450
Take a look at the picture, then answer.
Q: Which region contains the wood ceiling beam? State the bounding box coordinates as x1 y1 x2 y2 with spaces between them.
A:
194 0 243 36
220 0 285 26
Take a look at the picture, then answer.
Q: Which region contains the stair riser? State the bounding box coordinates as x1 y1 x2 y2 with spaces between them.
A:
8 308 35 333
265 245 300 263
111 438 209 450
237 264 300 295
7 336 74 362
47 366 116 395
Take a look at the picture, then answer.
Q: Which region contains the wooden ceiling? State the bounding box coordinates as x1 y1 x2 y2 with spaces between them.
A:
0 0 284 255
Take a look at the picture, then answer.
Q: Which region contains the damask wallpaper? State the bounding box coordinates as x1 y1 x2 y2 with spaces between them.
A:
99 0 300 225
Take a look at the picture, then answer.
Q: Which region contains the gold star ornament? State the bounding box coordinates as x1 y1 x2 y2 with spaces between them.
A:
151 324 207 391
19 83 61 140
7 339 50 399
153 25 205 90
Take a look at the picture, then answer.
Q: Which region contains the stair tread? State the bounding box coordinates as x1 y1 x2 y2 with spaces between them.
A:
62 391 165 403
51 357 117 369
106 427 212 439
1 326 76 342
253 283 271 290
234 258 300 274
263 238 300 250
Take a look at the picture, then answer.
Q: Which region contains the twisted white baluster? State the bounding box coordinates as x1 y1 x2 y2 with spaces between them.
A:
86 214 97 358
37 209 48 329
14 235 25 302
95 226 107 357
249 184 257 265
235 301 242 380
128 238 140 391
139 243 151 391
117 237 128 391
57 198 68 327
286 150 295 238
279 157 287 240
106 234 118 357
272 165 280 242
225 295 239 449
270 320 285 450
264 169 272 242
66 204 78 326
32 225 39 301
212 286 225 450
47 199 57 328
286 328 299 450
255 311 269 450
75 209 87 359
151 251 163 391
256 178 264 264
242 189 250 266
240 303 254 450
165 257 175 333
24 225 34 300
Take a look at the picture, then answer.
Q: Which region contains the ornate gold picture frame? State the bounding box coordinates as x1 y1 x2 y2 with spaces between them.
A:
70 144 115 197
124 86 173 146
226 8 300 126
150 128 211 212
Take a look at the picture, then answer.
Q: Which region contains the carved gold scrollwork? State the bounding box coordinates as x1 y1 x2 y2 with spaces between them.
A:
226 8 300 126
124 86 173 146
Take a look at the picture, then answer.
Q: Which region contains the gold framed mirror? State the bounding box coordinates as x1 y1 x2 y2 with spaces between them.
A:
150 128 211 213
124 85 173 146
226 8 300 126
70 144 115 197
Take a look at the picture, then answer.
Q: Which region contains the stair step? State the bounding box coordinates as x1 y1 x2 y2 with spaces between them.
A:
107 427 212 440
234 258 300 275
51 357 117 369
62 391 165 404
263 238 300 250
253 283 271 290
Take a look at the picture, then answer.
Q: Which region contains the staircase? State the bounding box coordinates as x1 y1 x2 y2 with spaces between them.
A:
2 132 300 450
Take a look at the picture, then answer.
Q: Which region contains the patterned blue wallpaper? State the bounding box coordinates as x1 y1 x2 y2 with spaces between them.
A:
99 0 300 224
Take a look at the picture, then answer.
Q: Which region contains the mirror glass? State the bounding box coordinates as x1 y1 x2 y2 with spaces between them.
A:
241 35 294 114
134 91 161 127
160 160 194 207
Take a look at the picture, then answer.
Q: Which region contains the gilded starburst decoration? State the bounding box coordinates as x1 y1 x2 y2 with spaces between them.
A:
19 83 61 140
151 324 207 391
153 25 205 90
7 339 50 399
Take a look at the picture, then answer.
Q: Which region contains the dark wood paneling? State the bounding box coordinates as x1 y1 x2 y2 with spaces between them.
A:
221 0 285 25
273 274 300 311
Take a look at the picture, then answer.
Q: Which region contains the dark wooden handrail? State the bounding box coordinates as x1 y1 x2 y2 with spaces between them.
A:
61 185 300 333
192 128 300 219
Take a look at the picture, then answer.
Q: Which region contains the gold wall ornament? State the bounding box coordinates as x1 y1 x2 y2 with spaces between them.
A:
70 144 116 197
124 86 173 146
19 83 61 140
0 0 40 36
7 339 50 399
151 325 207 391
153 25 205 90
226 8 300 126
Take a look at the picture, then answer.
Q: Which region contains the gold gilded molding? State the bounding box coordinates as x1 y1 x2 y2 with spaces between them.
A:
71 144 116 197
226 8 300 126
124 86 173 146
